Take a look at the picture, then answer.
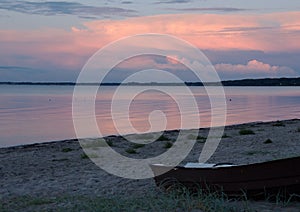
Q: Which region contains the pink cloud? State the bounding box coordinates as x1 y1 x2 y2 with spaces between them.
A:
215 60 297 78
81 11 300 52
1 11 300 78
114 55 187 72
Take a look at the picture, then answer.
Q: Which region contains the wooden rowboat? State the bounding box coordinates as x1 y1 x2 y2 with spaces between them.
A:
150 156 300 198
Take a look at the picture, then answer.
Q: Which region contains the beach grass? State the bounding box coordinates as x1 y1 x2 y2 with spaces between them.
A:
157 134 170 141
125 148 137 154
61 147 73 152
187 134 207 141
197 135 207 140
80 153 98 159
106 140 114 147
245 150 270 156
164 141 173 148
132 143 145 149
0 190 243 212
80 139 107 148
80 153 89 159
272 121 285 127
187 134 197 140
2 187 297 212
222 133 231 138
239 129 255 135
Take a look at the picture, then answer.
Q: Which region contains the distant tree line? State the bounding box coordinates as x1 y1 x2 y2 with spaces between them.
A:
221 77 300 86
0 77 299 86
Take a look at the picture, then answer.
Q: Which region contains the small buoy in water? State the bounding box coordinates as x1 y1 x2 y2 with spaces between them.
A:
229 98 232 101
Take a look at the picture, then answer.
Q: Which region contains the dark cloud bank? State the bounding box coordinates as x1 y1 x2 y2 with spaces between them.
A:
0 0 137 18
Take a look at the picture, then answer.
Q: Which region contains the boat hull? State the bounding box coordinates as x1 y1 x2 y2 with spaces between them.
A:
151 157 300 198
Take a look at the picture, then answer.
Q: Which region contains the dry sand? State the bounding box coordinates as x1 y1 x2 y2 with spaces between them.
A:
1 119 300 211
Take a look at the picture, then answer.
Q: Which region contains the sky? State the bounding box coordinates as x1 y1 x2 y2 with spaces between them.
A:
0 0 300 82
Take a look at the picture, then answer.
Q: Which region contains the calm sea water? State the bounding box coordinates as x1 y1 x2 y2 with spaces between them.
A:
0 85 299 147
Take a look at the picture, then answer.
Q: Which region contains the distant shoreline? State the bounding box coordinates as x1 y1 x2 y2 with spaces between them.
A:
0 77 300 86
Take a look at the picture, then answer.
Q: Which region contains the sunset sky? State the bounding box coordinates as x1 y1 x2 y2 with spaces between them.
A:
1 0 300 82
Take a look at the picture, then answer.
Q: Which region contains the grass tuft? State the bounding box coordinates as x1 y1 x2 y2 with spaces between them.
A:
52 158 69 162
164 141 173 149
197 135 206 140
187 134 197 140
80 153 89 159
106 140 114 147
80 153 98 159
81 140 107 148
157 134 170 141
245 151 259 156
264 139 273 144
272 121 285 127
125 148 137 154
222 133 231 138
239 129 255 135
257 129 265 131
27 198 55 206
61 148 72 152
187 134 207 141
245 150 269 156
132 143 145 149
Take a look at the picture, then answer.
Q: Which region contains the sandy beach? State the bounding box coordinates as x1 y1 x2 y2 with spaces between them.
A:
1 119 300 211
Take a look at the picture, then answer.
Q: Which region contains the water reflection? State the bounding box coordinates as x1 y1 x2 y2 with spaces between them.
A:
0 85 299 147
